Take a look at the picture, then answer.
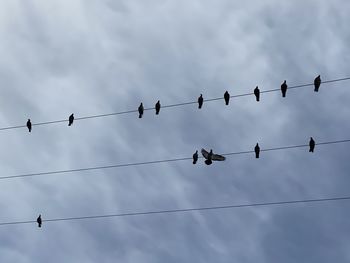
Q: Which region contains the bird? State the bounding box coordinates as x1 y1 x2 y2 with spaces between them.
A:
254 143 260 158
37 214 42 228
254 86 260 101
309 137 315 152
155 100 161 115
314 75 321 92
192 150 198 164
224 91 230 105
138 103 144 118
26 119 32 132
281 80 287 97
201 148 225 165
198 94 203 109
68 114 74 126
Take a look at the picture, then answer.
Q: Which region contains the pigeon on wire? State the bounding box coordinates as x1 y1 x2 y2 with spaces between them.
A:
37 214 42 228
224 91 230 105
26 119 32 132
68 114 74 126
198 94 203 109
192 150 198 164
138 103 144 118
254 86 260 101
254 143 260 158
309 137 315 152
201 148 225 165
281 80 287 97
314 75 321 92
155 100 161 115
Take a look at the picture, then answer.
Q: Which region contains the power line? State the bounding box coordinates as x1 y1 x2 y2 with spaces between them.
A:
1 139 349 181
1 195 350 226
0 77 349 132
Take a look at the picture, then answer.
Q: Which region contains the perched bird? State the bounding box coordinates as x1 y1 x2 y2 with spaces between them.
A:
254 143 260 158
68 114 74 126
192 150 198 164
37 214 42 228
281 80 287 97
201 148 225 165
198 94 203 109
155 100 161 115
314 75 321 92
254 86 260 101
26 119 32 132
138 103 144 118
309 137 315 152
224 91 230 105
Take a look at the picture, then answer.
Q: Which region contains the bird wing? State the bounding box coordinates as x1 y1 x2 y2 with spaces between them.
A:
212 154 226 161
201 148 209 159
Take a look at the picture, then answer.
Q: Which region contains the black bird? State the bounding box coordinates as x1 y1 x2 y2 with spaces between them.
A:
26 119 32 132
192 150 198 164
68 114 74 126
314 75 321 92
224 91 230 105
37 214 42 228
155 100 161 115
201 148 225 165
254 86 260 101
281 80 287 97
254 143 260 158
198 94 203 109
309 137 315 152
138 103 144 118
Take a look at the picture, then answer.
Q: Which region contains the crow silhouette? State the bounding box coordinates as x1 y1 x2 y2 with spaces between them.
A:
224 91 230 105
254 86 260 101
138 103 144 118
281 80 287 97
192 150 198 164
27 119 32 132
309 137 315 152
255 143 260 158
37 214 42 228
314 75 321 92
198 94 203 109
68 114 74 126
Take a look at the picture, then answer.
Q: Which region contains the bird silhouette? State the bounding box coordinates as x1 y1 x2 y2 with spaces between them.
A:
309 137 315 152
198 94 203 109
138 103 144 118
224 91 230 105
192 150 198 164
201 148 225 165
37 214 42 228
314 75 321 92
281 80 287 97
26 119 32 132
155 100 161 115
68 114 74 126
254 86 260 101
254 143 260 158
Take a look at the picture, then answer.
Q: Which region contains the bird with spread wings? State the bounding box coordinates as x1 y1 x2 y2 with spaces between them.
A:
201 148 225 165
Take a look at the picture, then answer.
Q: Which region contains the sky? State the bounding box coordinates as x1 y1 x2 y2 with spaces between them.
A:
0 0 350 262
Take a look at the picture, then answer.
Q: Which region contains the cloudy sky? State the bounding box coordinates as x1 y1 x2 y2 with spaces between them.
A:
0 0 350 262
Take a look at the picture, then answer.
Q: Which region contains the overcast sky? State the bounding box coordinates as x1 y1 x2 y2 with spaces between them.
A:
0 0 350 262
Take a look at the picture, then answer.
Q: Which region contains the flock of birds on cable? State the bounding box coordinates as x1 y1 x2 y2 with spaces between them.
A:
31 76 322 228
